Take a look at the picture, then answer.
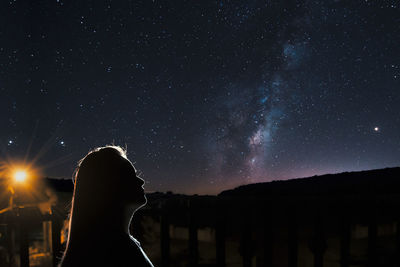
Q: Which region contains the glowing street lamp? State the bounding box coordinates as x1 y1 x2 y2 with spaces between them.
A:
0 167 32 214
9 169 28 211
14 170 28 183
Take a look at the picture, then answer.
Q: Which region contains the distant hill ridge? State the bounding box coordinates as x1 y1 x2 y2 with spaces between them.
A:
3 167 399 197
219 167 400 197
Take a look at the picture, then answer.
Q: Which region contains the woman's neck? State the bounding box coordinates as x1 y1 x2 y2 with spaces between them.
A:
68 204 139 243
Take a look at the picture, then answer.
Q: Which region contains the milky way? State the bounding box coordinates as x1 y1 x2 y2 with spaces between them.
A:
0 1 399 194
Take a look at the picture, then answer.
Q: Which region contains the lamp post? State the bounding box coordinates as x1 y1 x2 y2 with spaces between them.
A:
0 169 29 214
10 169 28 212
0 167 30 267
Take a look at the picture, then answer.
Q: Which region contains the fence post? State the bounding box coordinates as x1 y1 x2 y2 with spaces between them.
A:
397 220 400 267
288 207 298 267
241 205 252 267
52 215 62 267
188 199 198 267
312 211 325 267
367 207 377 267
161 206 170 267
19 217 29 267
263 214 273 267
340 214 350 267
216 199 226 267
6 217 16 267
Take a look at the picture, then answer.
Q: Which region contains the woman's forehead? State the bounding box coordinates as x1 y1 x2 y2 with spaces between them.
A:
122 158 137 173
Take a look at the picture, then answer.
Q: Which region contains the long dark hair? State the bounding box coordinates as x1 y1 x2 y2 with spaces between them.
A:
60 146 144 265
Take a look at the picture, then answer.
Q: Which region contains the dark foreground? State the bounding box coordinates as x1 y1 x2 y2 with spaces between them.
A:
1 167 400 267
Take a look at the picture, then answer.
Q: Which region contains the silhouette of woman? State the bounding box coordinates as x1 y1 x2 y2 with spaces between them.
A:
59 146 154 267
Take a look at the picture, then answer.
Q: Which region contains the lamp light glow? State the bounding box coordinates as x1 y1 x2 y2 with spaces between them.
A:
14 170 27 183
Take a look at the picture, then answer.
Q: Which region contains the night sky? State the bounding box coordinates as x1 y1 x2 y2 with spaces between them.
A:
1 1 399 194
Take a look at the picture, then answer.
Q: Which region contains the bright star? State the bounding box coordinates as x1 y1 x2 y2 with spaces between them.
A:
374 127 379 132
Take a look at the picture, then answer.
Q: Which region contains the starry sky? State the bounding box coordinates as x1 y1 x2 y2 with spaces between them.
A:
1 0 399 195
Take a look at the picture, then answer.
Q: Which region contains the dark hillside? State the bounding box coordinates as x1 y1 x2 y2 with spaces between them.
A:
219 167 400 197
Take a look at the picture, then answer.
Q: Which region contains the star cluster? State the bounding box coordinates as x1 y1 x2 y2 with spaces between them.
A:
0 1 399 194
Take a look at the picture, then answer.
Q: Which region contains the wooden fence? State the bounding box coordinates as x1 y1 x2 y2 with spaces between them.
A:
2 194 400 267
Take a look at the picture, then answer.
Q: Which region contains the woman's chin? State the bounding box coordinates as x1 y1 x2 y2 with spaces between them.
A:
127 195 147 210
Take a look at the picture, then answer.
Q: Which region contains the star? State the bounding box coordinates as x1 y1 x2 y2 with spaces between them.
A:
373 127 379 132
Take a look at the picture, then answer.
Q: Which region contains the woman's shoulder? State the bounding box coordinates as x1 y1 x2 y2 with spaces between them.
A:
60 234 154 267
128 235 141 246
127 235 154 267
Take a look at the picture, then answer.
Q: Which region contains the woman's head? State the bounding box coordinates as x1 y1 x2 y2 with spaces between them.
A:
70 146 146 230
73 146 146 207
61 146 148 263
